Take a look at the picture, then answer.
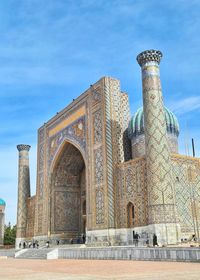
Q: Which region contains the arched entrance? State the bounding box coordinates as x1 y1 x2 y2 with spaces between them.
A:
50 141 86 241
127 202 135 228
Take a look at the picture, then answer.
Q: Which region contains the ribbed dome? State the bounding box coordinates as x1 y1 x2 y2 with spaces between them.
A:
0 198 6 206
128 107 179 139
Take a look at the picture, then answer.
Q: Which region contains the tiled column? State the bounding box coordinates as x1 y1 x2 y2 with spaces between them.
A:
137 50 180 244
0 204 5 246
16 144 31 241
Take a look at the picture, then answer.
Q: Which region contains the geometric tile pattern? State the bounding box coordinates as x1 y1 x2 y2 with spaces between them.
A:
37 203 43 234
91 83 105 227
54 191 80 231
93 110 102 144
137 51 177 224
172 155 200 236
96 190 104 224
115 158 148 228
16 145 31 238
91 85 101 105
104 78 131 229
50 142 85 235
104 78 119 228
38 127 45 200
0 206 5 245
115 154 200 237
125 168 135 196
38 143 44 172
120 93 132 161
38 174 44 199
26 197 35 238
131 133 178 159
94 147 103 186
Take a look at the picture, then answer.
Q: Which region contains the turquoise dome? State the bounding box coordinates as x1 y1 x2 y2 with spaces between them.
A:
0 198 6 206
128 107 179 139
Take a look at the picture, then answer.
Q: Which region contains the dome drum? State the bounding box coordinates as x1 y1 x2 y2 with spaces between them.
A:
128 107 179 158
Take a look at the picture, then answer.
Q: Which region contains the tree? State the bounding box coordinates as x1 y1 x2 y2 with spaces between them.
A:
4 223 16 245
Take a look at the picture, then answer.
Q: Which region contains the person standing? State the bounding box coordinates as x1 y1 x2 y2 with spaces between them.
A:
82 234 85 244
153 234 158 247
135 232 139 247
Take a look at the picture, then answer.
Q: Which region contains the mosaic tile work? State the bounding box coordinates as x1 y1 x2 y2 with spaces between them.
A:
48 106 86 137
137 50 177 225
172 155 200 237
16 53 200 246
26 197 35 238
48 116 86 168
120 93 132 161
54 191 80 231
16 145 31 238
0 203 5 245
129 106 179 158
94 147 104 186
50 142 85 235
116 158 148 229
37 204 43 234
96 190 104 224
104 78 131 229
38 127 45 199
91 85 101 105
93 110 103 144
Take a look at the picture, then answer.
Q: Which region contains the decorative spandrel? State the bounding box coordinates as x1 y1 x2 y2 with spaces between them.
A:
48 116 86 167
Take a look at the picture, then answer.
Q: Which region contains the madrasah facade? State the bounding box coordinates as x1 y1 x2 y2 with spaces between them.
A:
16 50 200 247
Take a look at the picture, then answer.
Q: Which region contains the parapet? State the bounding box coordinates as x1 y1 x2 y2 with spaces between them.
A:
137 49 162 67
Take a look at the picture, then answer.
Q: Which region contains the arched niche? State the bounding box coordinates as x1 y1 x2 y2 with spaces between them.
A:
50 141 86 240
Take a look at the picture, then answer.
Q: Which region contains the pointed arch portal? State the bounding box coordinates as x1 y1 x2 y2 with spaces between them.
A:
127 202 135 228
50 141 86 240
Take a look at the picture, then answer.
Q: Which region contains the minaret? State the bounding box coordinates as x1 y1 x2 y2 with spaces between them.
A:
0 199 6 247
137 50 180 244
16 144 31 246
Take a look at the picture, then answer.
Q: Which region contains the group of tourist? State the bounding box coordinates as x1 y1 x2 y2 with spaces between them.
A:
133 232 159 247
146 234 159 247
19 240 39 249
70 234 86 245
19 233 159 248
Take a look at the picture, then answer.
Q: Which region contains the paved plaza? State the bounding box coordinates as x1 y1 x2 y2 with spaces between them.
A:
0 259 200 280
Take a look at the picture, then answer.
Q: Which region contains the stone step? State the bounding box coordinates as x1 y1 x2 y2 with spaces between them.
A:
15 249 53 259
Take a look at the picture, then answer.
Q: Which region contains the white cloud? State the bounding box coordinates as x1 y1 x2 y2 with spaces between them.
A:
169 96 200 115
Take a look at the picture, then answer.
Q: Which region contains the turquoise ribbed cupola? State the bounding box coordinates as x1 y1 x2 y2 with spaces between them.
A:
128 106 179 139
0 198 6 206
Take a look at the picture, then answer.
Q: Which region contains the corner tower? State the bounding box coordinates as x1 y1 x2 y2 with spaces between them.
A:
16 144 31 245
137 50 180 244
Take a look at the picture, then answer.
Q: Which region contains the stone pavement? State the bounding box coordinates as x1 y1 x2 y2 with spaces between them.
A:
0 259 200 280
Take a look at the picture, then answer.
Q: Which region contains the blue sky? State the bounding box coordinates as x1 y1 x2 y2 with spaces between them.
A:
1 0 200 225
